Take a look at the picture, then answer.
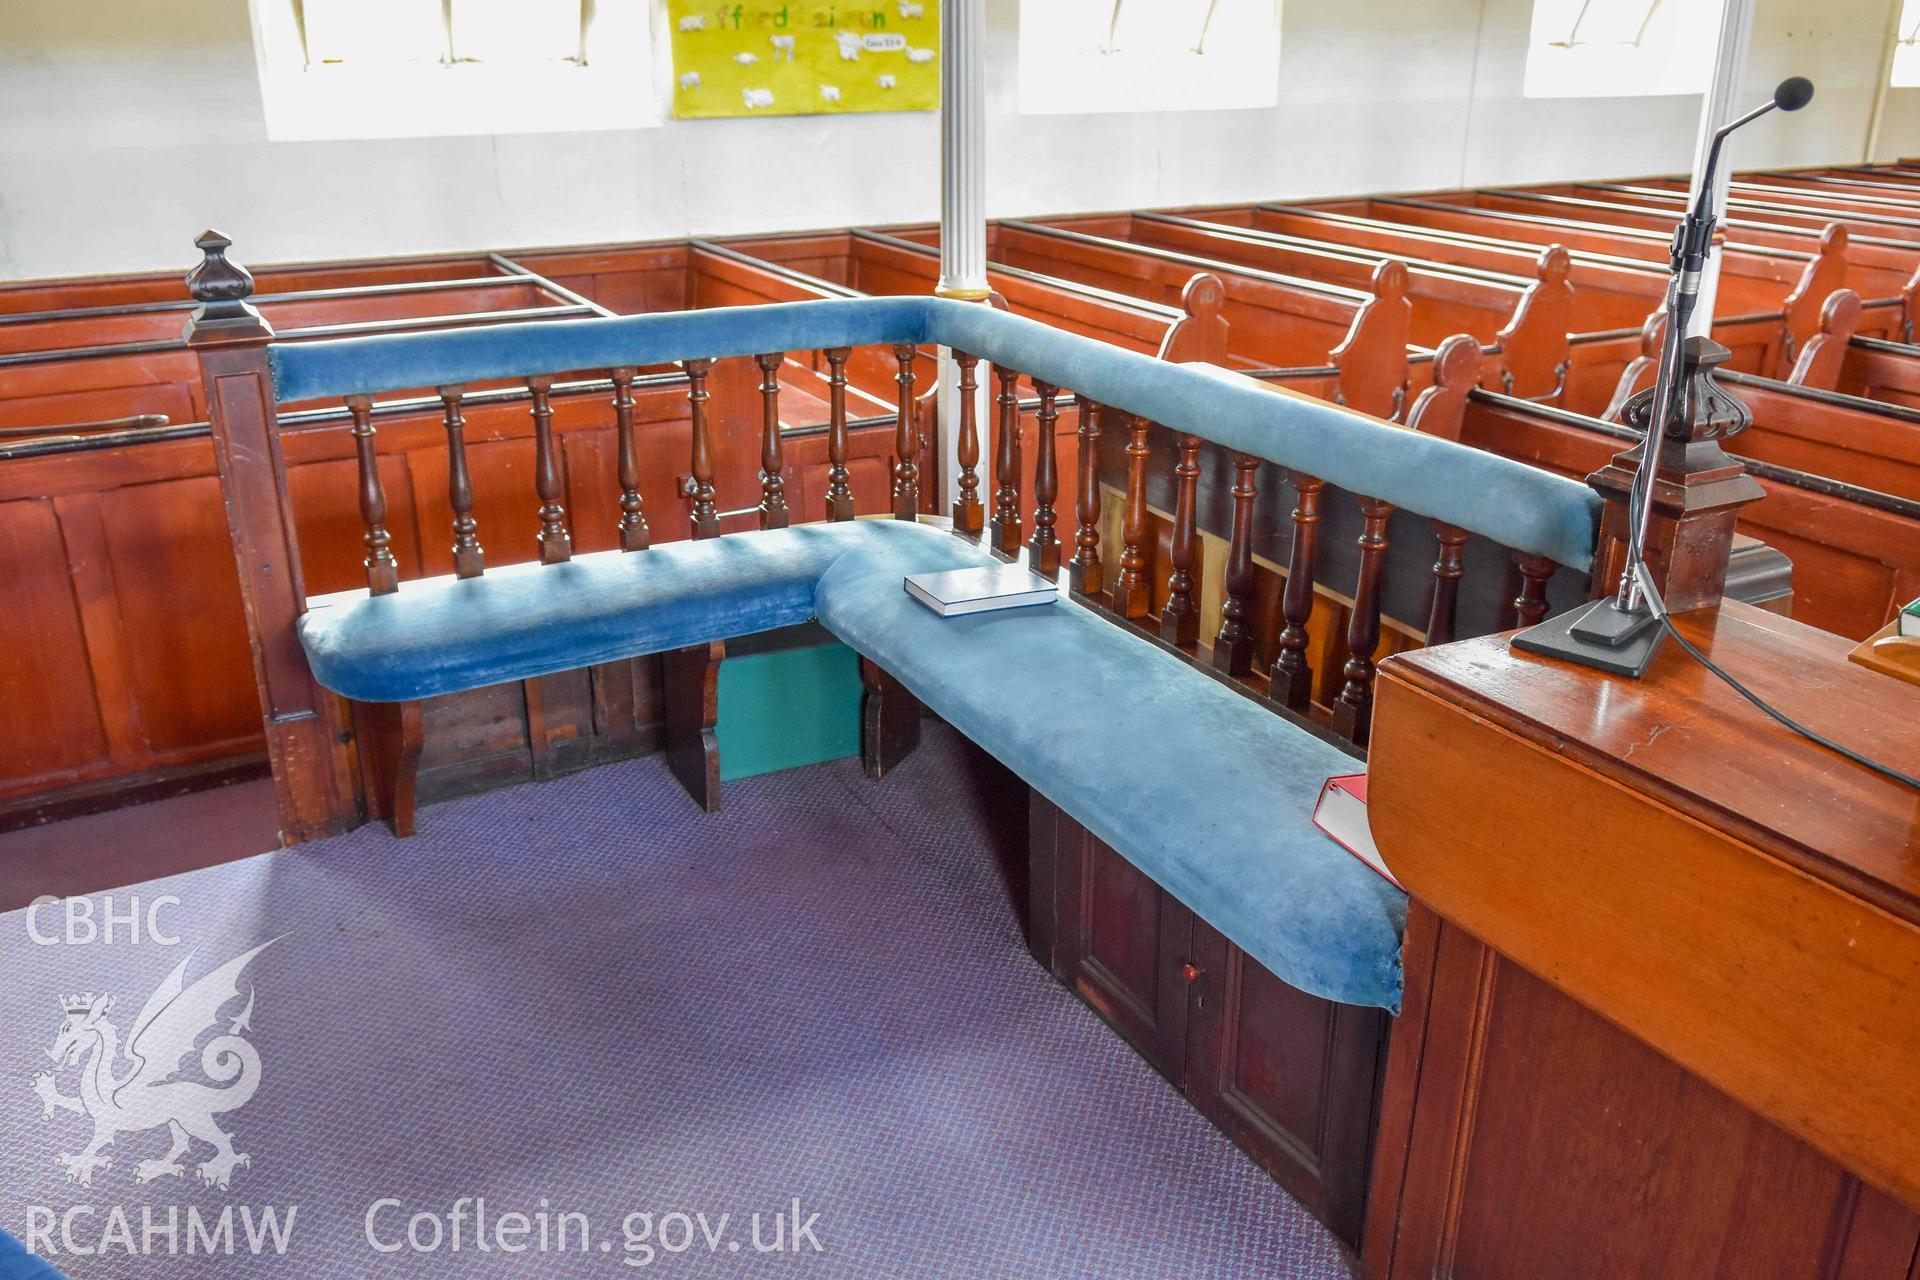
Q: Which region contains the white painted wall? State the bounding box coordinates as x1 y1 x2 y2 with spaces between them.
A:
1 0 1917 281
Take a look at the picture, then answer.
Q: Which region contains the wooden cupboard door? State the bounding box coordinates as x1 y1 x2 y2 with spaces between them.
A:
1046 804 1194 1084
1184 920 1386 1249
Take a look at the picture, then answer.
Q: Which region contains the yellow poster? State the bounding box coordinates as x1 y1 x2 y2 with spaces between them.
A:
668 2 940 119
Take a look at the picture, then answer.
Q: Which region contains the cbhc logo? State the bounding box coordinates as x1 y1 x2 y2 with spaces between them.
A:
25 895 182 946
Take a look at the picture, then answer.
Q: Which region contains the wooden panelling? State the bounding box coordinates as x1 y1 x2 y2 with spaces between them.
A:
1368 907 1920 1280
1029 798 1387 1250
1186 919 1384 1247
97 475 260 755
1051 818 1193 1079
0 500 108 779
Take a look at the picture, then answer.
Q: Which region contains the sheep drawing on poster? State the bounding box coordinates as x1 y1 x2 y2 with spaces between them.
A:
668 2 940 119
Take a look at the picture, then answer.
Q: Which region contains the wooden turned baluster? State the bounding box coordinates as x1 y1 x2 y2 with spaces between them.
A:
823 346 855 521
1270 472 1324 711
612 366 649 551
1069 394 1103 594
989 365 1023 557
1211 453 1260 675
1512 553 1555 628
1110 414 1153 619
1160 433 1202 647
891 342 919 520
346 396 400 595
1332 496 1394 747
439 385 484 578
754 352 789 529
1425 523 1469 646
528 375 572 564
685 357 720 539
1027 380 1062 575
953 352 985 537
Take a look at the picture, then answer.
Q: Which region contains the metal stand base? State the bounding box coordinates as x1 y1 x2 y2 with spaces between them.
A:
1512 597 1666 678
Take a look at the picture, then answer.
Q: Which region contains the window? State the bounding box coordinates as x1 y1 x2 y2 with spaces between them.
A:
1018 0 1283 116
1892 0 1920 87
249 0 653 140
1522 0 1724 100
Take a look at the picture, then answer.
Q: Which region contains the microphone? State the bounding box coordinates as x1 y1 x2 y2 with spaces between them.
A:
1774 76 1815 112
1513 75 1815 676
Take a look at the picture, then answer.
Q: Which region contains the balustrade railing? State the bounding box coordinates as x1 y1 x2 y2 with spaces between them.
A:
189 232 1606 758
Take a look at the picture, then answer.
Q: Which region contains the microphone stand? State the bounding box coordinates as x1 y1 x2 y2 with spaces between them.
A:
1513 85 1805 677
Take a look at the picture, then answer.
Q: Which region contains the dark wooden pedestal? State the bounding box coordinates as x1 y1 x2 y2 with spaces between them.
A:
1364 605 1920 1280
1027 794 1387 1248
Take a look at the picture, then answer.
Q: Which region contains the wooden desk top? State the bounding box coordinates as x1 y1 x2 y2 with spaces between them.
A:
1369 602 1920 1209
1387 600 1919 922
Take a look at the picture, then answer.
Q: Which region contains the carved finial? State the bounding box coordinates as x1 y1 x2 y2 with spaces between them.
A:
187 229 254 310
1371 258 1409 302
1622 336 1751 444
183 229 271 343
1536 244 1572 287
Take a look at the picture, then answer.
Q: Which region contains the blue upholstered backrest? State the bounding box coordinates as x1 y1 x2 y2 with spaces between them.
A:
268 297 1601 570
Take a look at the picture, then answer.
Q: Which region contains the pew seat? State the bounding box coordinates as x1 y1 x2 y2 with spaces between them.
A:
298 517 1406 1012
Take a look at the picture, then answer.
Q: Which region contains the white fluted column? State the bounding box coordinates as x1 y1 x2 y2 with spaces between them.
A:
1684 0 1755 338
938 0 988 302
935 0 989 519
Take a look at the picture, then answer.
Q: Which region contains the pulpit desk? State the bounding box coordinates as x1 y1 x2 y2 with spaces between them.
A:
1362 601 1920 1280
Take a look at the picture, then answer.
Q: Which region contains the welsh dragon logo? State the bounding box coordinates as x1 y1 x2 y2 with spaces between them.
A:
29 940 276 1190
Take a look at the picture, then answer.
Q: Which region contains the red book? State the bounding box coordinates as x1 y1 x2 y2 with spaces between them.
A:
1312 773 1401 890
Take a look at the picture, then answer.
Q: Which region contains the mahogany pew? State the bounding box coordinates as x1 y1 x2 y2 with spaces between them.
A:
1326 192 1919 302
1461 389 1920 639
0 251 509 316
699 229 1214 524
1225 204 1812 322
1579 177 1920 242
0 376 700 828
717 228 1225 361
879 221 1386 366
875 223 1453 432
1757 166 1920 198
1450 185 1920 268
0 244 934 825
1251 196 1896 395
1716 369 1920 501
1839 334 1920 409
0 277 604 434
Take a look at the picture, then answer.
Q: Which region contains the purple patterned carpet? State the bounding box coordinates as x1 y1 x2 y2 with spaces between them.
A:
0 727 1357 1279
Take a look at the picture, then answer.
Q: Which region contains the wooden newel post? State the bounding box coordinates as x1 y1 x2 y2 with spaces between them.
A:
1587 336 1764 613
184 230 360 843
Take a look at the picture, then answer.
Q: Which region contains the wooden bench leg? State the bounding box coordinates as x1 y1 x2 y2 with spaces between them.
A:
664 641 724 812
353 699 423 837
860 657 922 780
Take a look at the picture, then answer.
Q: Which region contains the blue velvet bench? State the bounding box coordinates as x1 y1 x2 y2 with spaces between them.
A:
159 254 1614 1256
303 516 1407 1009
190 274 1600 1019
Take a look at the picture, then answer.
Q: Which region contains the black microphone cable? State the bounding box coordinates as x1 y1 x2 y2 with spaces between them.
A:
1631 564 1920 792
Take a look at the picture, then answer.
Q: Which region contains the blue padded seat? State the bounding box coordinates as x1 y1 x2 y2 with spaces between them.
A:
296 520 1404 1010
300 521 979 704
813 534 1404 1013
0 1228 67 1280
